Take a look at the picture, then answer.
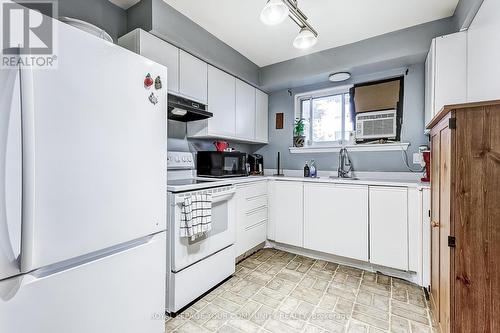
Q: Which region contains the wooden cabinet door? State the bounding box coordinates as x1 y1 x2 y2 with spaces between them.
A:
430 117 452 333
235 79 256 141
271 181 303 247
430 129 441 320
439 126 452 333
369 186 408 270
303 183 368 261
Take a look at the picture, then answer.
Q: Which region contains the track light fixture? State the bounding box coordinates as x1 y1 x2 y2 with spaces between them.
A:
260 0 318 49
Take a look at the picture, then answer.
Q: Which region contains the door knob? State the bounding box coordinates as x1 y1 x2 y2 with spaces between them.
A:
431 221 440 228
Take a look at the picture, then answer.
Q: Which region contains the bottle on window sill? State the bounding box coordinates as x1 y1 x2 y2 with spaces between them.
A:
304 161 310 177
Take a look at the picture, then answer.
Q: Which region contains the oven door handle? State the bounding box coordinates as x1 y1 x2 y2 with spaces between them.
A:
175 188 236 206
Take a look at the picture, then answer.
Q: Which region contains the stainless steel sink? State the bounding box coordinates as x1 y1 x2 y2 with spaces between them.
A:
329 176 360 180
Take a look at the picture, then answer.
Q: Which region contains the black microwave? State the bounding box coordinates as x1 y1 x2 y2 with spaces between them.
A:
197 151 248 178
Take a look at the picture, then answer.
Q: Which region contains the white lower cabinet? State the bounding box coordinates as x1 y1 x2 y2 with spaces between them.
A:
269 181 303 248
235 181 268 257
369 186 408 270
304 183 369 261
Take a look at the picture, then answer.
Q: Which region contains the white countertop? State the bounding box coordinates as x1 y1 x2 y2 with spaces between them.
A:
168 172 430 192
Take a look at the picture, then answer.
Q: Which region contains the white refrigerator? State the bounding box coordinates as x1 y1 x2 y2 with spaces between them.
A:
0 11 167 333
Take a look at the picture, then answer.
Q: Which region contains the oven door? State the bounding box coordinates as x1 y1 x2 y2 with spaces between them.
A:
169 186 236 272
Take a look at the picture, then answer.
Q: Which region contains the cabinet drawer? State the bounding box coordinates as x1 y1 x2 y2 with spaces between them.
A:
240 181 267 199
244 194 267 213
243 205 268 230
241 221 267 255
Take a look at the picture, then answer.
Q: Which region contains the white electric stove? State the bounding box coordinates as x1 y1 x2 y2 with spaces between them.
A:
166 152 236 314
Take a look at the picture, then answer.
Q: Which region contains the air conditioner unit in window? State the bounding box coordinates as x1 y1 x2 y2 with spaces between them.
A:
355 109 397 141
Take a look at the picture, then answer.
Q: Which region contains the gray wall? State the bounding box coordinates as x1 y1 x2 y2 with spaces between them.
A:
57 0 127 42
453 0 484 31
259 18 456 92
254 64 428 172
167 120 253 154
127 0 260 86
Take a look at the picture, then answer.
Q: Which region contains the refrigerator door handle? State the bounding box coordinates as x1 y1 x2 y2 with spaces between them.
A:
0 65 23 279
19 64 36 273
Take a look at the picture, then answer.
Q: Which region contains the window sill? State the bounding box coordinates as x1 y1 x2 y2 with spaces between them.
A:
288 142 410 154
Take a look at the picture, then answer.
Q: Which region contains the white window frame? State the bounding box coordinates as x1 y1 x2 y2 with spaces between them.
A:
294 85 353 147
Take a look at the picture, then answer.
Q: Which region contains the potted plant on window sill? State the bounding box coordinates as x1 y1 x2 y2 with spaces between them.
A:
293 118 306 148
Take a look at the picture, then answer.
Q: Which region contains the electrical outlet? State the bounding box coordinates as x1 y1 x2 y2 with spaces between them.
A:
413 153 422 164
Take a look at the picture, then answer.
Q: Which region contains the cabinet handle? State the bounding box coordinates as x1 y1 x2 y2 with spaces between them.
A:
431 221 440 228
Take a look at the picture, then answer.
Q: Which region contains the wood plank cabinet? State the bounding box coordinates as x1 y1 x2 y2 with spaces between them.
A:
427 101 500 333
304 183 368 261
369 186 408 270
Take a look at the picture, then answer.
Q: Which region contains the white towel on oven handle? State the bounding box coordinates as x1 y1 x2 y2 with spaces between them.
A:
180 193 212 240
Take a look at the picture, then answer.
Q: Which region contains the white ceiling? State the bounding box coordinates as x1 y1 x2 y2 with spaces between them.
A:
110 0 459 67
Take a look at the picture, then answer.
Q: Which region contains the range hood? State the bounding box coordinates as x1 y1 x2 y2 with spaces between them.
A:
168 94 212 122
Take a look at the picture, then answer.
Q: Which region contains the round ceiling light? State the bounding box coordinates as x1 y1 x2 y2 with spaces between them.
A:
329 72 351 82
293 27 318 49
260 0 289 26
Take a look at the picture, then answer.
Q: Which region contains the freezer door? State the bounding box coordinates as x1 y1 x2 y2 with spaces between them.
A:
20 20 168 271
0 67 23 280
0 232 166 333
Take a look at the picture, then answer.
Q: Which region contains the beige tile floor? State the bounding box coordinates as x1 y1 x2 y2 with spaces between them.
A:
165 248 437 333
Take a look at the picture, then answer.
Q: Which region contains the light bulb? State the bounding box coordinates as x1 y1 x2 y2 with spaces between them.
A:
260 0 289 26
293 27 318 49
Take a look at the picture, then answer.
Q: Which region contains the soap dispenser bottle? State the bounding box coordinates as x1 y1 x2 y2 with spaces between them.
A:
310 160 317 178
304 161 310 177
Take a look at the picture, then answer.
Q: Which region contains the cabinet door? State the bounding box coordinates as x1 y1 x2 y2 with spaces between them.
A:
207 65 236 137
139 30 179 93
179 50 208 103
369 186 408 270
235 80 256 141
271 181 303 247
424 41 435 130
430 129 441 322
304 184 368 261
255 90 269 143
434 32 467 113
467 0 500 102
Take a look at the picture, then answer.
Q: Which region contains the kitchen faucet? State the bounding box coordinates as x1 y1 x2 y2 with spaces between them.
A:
338 147 353 178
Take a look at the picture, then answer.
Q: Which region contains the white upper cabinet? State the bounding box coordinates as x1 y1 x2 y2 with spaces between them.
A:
369 186 408 271
119 29 268 144
424 41 436 130
424 31 467 129
304 183 368 261
179 50 208 104
235 80 256 141
255 90 269 143
118 29 179 93
209 66 236 137
467 0 500 103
